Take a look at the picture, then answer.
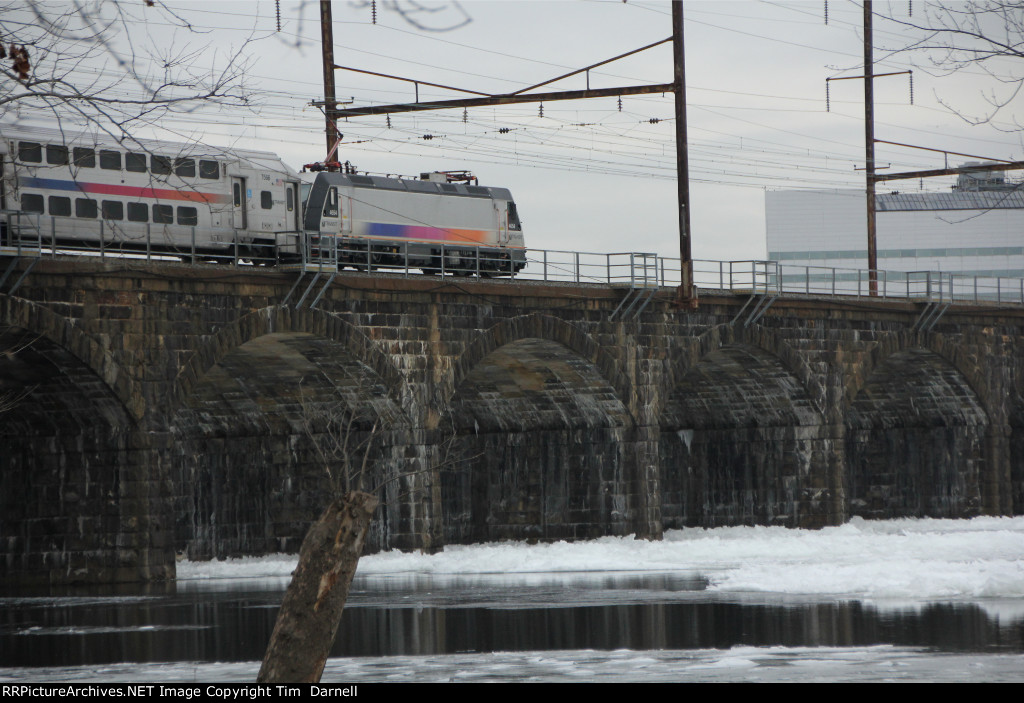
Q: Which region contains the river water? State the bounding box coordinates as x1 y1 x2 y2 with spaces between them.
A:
2 518 1023 682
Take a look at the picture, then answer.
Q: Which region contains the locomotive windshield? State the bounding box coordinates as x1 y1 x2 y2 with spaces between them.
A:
507 201 522 231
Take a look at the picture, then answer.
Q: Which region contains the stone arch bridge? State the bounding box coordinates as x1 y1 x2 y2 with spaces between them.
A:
2 258 1022 585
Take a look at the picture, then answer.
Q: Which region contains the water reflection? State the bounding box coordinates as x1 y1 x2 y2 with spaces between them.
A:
1 572 1021 668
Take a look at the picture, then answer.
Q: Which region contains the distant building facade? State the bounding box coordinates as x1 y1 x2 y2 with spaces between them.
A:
766 165 1024 282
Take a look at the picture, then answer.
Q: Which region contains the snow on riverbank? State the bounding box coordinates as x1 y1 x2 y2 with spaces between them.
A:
177 516 1024 602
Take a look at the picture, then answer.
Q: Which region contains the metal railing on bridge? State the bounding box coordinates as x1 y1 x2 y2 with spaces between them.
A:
4 212 1024 306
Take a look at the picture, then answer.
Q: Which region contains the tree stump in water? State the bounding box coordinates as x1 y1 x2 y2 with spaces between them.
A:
257 491 378 683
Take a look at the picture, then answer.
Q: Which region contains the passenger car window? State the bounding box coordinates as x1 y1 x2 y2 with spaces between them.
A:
177 206 198 226
102 201 124 220
18 142 42 163
76 199 98 219
126 153 147 173
127 203 148 222
46 145 69 165
100 150 122 170
199 160 219 179
151 156 172 176
21 194 44 212
73 148 96 168
152 204 173 223
48 196 71 217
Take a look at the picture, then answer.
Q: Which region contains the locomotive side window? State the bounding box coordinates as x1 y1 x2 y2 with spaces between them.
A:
102 201 124 220
177 206 198 226
21 193 44 212
48 196 71 217
261 191 273 210
73 148 96 168
152 204 173 224
18 142 42 163
127 203 148 222
175 158 195 178
151 155 172 176
322 187 338 218
199 160 219 179
100 150 121 170
46 145 69 166
126 153 146 173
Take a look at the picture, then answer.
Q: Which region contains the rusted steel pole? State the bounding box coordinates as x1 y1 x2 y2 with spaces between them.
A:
864 0 878 296
321 0 339 160
672 1 694 302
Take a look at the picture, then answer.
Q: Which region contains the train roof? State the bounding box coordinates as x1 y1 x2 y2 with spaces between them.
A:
312 171 515 201
0 123 301 179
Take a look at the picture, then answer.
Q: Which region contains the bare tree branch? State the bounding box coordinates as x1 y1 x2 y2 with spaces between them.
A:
878 1 1024 129
1 0 257 139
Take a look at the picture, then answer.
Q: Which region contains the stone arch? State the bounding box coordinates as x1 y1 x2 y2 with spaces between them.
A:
659 324 835 529
442 326 637 544
167 306 419 560
661 323 826 423
170 305 409 421
845 330 996 421
446 313 635 419
0 295 140 419
844 334 989 519
0 298 149 586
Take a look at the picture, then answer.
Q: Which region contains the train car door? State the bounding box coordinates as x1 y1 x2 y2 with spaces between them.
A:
496 201 510 245
287 183 300 232
231 177 247 229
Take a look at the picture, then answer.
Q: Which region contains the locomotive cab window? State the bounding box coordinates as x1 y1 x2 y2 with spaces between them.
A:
46 145 69 166
21 193 44 212
48 196 71 217
126 153 146 173
199 160 219 180
322 187 339 218
18 142 42 163
100 150 121 170
73 148 96 168
507 202 522 231
261 191 273 210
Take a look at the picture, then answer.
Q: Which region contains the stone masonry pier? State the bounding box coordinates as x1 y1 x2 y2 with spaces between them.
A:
1 257 1022 585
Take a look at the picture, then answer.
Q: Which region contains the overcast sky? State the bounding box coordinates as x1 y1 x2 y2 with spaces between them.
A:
8 1 1023 262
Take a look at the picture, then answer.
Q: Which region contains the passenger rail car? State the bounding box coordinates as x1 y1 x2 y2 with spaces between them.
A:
303 170 526 274
0 126 303 259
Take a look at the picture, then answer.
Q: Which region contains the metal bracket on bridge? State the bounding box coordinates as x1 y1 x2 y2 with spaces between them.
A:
283 269 338 310
733 293 778 328
609 286 658 321
912 301 950 333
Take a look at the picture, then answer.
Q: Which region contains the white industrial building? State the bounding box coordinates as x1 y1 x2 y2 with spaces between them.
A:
765 165 1024 296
